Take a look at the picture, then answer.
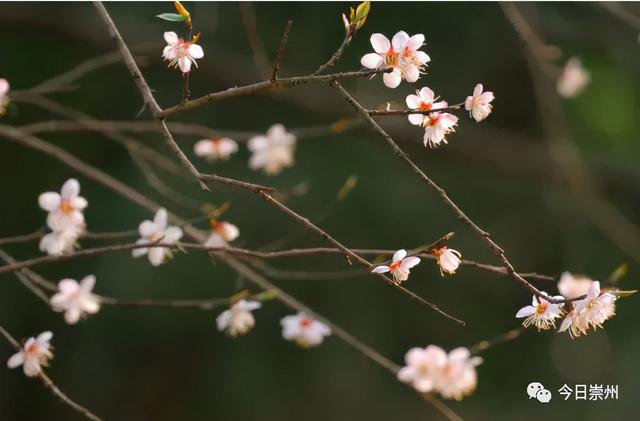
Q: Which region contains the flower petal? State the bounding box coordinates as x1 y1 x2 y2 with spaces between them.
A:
371 265 390 274
164 31 178 45
370 34 390 54
393 249 407 262
188 44 204 59
515 306 535 318
61 179 80 199
38 193 61 212
360 53 383 69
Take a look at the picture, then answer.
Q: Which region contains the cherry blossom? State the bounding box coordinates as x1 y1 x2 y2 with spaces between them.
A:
398 345 482 400
38 178 88 231
248 124 296 175
464 83 494 122
559 281 616 338
432 246 462 276
50 275 101 324
281 312 331 347
162 31 204 73
360 31 429 88
204 220 240 248
38 226 83 256
193 137 238 161
406 87 448 126
6 331 53 377
132 208 183 266
371 249 421 283
557 57 590 98
423 112 458 148
515 293 564 330
216 299 261 337
0 78 9 115
557 271 593 299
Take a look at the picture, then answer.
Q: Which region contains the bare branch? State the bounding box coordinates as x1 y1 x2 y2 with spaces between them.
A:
271 20 293 82
158 68 391 119
331 80 569 305
0 324 103 421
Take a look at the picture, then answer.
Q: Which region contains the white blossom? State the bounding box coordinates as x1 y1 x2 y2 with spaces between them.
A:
248 124 296 175
398 345 482 400
557 271 593 298
38 226 83 256
204 221 240 248
132 208 183 266
515 293 564 330
281 312 331 347
6 331 53 377
464 83 494 122
423 113 458 148
559 281 616 338
194 137 238 161
162 31 204 73
216 299 261 337
371 249 420 283
50 275 101 324
38 178 88 231
361 31 430 88
433 247 462 276
557 57 590 98
405 87 448 127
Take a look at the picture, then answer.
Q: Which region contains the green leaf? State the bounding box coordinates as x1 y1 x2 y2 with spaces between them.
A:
156 13 186 22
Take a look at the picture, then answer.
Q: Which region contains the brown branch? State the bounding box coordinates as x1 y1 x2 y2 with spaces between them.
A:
0 229 45 246
468 327 525 355
314 33 352 75
1 120 459 419
271 20 293 82
257 191 465 324
331 80 572 305
158 68 391 119
199 173 276 193
93 2 209 191
367 103 465 116
11 93 187 178
0 324 103 421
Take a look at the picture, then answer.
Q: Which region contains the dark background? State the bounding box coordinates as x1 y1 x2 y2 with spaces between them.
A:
1 2 639 420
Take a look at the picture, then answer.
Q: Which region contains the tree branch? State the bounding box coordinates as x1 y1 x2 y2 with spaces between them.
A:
0 324 103 421
331 80 570 305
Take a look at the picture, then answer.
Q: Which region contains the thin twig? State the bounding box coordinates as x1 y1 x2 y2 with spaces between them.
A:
1 119 458 418
0 229 45 246
468 328 525 355
258 191 465 324
271 20 293 83
92 2 209 191
199 173 276 193
0 324 103 421
314 33 352 75
367 103 465 116
331 80 572 305
158 68 391 119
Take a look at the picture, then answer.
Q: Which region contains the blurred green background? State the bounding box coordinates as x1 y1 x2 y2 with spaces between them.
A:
1 2 639 420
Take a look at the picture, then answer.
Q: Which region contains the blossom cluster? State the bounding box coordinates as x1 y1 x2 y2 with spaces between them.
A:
360 30 494 148
371 246 462 283
398 345 482 400
216 301 332 348
515 272 620 338
194 124 297 176
37 179 88 256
